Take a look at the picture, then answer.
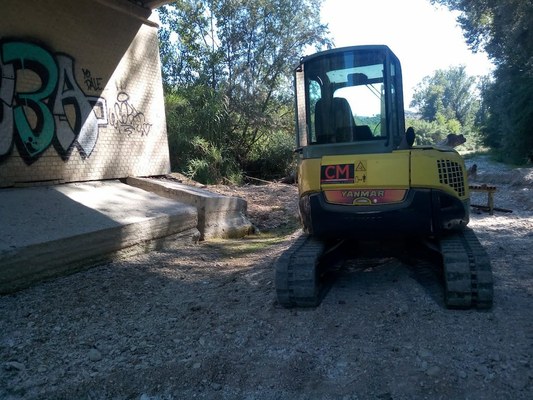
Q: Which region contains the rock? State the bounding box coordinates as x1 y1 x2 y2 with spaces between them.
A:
426 365 441 377
88 349 102 362
4 361 25 371
336 361 349 368
485 373 496 382
418 349 432 358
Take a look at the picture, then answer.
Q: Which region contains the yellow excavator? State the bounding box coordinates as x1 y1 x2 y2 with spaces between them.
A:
275 45 493 309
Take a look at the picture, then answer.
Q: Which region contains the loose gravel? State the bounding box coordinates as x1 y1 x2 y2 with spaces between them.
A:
1 155 532 400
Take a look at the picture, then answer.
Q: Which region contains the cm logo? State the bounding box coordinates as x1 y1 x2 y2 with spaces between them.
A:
320 163 354 184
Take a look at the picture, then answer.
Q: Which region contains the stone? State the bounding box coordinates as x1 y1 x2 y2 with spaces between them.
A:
88 349 102 362
418 349 432 358
4 361 25 371
426 366 441 377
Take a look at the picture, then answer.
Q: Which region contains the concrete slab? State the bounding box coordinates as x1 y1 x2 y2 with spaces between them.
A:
127 177 253 239
0 181 199 293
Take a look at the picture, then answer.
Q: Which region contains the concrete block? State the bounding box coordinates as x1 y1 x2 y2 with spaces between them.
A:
0 181 200 294
126 177 254 240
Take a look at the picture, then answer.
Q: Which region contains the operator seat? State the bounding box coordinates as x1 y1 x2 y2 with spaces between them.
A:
331 97 354 143
315 97 354 143
314 98 354 143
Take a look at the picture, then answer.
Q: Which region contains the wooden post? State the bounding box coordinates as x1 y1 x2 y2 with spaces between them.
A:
469 184 497 215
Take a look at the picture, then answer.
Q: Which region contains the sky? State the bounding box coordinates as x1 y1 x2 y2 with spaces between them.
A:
320 0 494 108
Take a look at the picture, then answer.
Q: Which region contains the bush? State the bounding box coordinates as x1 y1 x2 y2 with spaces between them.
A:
245 130 295 180
165 86 234 181
184 137 242 184
165 85 295 183
406 119 448 146
165 92 195 171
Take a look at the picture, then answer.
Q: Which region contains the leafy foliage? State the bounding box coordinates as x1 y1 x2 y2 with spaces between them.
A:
159 0 331 182
431 0 533 72
409 66 484 151
165 85 231 174
411 66 479 126
431 0 533 163
245 129 296 181
184 136 242 184
481 66 533 162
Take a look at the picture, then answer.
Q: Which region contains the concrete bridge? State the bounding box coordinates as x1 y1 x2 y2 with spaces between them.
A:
0 0 253 293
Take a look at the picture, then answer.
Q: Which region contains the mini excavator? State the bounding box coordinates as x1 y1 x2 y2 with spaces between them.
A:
275 45 493 309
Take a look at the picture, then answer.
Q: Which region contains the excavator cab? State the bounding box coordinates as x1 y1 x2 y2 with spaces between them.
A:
295 45 404 154
275 45 493 310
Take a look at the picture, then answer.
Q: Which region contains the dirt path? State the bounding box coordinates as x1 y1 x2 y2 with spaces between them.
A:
1 156 532 400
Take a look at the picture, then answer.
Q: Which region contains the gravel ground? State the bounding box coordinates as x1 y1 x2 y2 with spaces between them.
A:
1 155 532 400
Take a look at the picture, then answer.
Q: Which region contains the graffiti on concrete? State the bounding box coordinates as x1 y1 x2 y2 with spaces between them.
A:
0 58 15 159
0 40 153 165
110 91 151 136
82 68 103 91
0 40 107 164
54 54 108 159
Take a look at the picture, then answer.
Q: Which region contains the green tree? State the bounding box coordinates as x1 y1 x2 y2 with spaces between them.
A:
409 66 482 150
431 0 533 72
410 66 479 126
158 0 331 182
481 66 533 162
430 0 533 163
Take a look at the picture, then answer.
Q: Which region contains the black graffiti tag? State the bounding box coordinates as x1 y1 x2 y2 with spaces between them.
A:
82 68 103 91
110 92 151 136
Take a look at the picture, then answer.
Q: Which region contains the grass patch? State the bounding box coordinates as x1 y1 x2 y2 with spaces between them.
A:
204 219 300 257
260 218 301 238
204 235 286 257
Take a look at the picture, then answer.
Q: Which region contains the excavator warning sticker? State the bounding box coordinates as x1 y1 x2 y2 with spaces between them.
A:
354 160 367 184
324 189 407 205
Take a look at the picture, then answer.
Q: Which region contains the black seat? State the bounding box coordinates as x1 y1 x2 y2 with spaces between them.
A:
331 98 354 143
314 98 354 143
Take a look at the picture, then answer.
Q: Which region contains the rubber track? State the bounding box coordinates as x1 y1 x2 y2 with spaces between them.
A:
440 227 493 309
275 233 326 307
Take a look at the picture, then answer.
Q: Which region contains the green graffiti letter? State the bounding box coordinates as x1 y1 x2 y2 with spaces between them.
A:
2 42 58 162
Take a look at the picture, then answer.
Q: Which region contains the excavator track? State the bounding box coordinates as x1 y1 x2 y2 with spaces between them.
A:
275 229 493 310
440 227 493 309
275 233 328 307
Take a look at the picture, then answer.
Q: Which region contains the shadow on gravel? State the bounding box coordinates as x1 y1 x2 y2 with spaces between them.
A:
334 240 448 309
403 257 446 309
